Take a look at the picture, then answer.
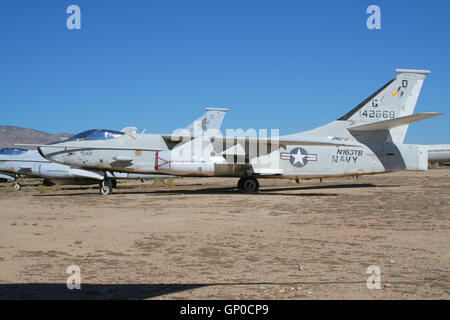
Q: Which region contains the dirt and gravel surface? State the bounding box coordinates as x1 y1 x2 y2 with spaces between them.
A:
0 169 449 299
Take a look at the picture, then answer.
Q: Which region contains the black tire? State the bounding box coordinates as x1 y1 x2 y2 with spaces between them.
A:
237 178 244 191
238 177 259 193
111 180 117 188
100 179 113 195
42 179 54 187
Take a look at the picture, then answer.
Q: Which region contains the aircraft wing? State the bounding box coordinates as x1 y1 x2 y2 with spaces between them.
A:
68 168 104 180
162 135 361 148
16 144 161 151
347 113 443 132
0 173 15 181
213 136 360 147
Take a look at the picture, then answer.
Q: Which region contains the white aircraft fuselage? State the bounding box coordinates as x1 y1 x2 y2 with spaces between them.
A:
35 69 444 193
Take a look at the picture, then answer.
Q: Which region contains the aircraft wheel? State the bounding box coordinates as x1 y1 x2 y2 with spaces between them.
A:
42 179 54 187
111 180 117 188
100 179 113 195
238 177 259 193
237 178 244 191
14 182 21 190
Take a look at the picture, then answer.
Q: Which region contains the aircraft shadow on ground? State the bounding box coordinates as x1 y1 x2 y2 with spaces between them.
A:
0 281 368 300
33 183 388 197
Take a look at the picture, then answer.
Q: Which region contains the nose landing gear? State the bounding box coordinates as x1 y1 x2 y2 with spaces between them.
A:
100 179 114 195
237 176 259 193
14 181 21 190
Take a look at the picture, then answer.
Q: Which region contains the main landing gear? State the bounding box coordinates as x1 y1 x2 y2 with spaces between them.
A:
42 179 54 187
14 181 21 190
237 176 260 193
100 179 116 195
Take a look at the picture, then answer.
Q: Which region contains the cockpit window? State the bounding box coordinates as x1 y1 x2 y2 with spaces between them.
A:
0 148 28 155
66 129 124 142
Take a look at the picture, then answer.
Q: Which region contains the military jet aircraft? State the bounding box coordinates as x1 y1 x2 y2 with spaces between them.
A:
35 69 443 193
427 144 450 164
18 107 229 194
0 147 174 192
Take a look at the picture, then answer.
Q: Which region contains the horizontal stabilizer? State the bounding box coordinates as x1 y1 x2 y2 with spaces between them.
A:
347 113 443 132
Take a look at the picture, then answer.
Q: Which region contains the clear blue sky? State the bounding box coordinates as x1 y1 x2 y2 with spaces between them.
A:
0 0 449 144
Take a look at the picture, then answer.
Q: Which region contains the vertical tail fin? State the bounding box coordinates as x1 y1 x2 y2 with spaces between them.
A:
338 69 430 143
185 108 229 134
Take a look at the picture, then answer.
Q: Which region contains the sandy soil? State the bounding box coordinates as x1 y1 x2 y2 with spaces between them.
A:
0 169 449 300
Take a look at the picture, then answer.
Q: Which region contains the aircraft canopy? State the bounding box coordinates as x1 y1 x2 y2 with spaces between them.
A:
66 129 124 142
0 148 28 155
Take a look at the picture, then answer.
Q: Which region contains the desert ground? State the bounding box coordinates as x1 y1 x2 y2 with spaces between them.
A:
0 169 448 300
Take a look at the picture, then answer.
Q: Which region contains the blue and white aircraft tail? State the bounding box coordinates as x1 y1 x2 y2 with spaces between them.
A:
285 69 438 141
339 69 434 144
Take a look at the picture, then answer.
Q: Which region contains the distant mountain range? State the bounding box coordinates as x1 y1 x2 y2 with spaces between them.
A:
0 126 72 149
